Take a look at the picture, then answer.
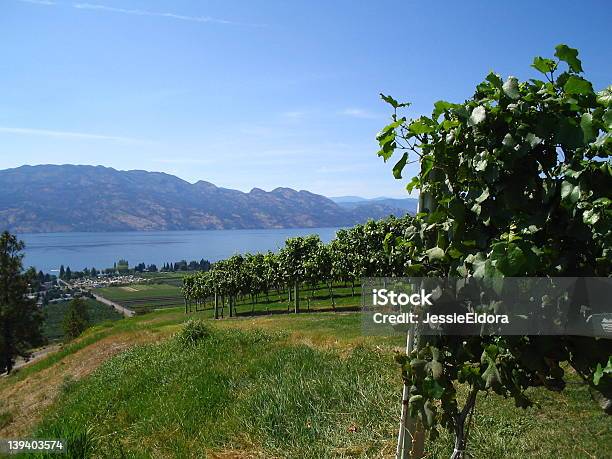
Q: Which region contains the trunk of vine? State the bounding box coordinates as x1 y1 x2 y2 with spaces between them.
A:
351 280 355 297
251 294 255 315
214 291 219 319
450 387 478 459
328 282 336 311
294 281 300 313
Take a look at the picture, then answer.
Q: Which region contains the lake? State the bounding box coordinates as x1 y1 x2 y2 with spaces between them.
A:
18 227 342 274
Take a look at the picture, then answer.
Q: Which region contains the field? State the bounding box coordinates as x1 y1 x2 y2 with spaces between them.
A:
95 279 363 316
1 307 610 458
42 299 124 342
95 283 185 313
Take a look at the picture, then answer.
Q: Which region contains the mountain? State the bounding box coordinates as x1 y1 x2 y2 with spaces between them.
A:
328 196 367 203
331 196 418 214
0 165 408 233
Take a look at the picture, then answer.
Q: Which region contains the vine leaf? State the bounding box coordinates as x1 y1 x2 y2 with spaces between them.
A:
532 57 557 74
596 86 612 107
563 76 594 95
555 44 583 73
502 76 520 99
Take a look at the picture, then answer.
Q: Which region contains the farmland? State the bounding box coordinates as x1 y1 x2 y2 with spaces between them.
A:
95 283 185 314
42 299 123 342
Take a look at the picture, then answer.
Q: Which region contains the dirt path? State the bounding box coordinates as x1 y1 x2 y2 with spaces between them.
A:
0 329 164 437
92 292 136 317
10 344 63 372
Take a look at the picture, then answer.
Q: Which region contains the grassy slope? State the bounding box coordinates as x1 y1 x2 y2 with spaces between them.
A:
2 306 610 458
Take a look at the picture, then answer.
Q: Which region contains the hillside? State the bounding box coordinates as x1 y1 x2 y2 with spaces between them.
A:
0 165 407 233
1 302 609 458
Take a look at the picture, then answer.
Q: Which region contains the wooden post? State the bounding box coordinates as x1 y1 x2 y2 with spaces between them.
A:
396 187 433 459
214 290 219 319
294 281 300 313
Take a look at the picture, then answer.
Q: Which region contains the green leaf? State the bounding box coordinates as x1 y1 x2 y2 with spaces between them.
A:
409 117 436 135
597 86 612 108
502 76 520 99
580 113 595 143
532 56 557 74
433 100 456 120
393 152 408 179
492 242 526 276
485 72 503 88
560 180 580 205
563 76 594 95
406 176 420 193
421 155 434 179
468 106 486 126
482 361 501 389
380 93 410 109
426 246 445 261
583 208 600 225
603 109 612 131
423 378 445 398
554 44 583 73
475 188 490 204
593 357 612 386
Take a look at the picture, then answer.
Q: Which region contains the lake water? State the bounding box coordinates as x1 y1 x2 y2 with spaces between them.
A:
18 227 342 274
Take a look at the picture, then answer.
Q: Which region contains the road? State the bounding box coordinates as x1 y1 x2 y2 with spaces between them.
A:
58 278 135 318
92 293 136 317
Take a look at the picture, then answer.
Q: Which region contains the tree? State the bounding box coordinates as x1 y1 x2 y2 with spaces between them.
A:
0 231 45 374
279 236 321 313
117 259 129 274
59 265 65 279
377 45 611 457
63 298 90 340
65 266 72 280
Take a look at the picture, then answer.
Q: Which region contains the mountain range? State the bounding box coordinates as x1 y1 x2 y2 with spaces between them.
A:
0 165 410 233
331 196 418 213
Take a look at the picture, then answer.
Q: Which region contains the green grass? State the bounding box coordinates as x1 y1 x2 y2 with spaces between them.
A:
42 299 123 341
25 316 612 459
95 284 182 301
33 325 398 458
95 281 363 316
95 284 185 313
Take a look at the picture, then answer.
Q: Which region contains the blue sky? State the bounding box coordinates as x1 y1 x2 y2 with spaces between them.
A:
0 0 610 198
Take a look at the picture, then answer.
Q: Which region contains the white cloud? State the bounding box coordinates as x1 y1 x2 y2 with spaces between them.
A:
17 0 55 5
0 126 149 144
152 158 216 165
281 111 307 120
72 3 238 24
339 108 381 119
15 0 263 26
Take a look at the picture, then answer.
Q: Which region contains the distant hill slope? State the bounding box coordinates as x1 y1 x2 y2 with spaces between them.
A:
331 196 418 214
0 165 407 233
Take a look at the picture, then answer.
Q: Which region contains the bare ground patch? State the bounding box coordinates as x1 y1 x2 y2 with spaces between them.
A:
0 329 167 437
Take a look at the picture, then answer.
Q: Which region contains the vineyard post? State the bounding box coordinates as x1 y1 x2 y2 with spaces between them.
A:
396 189 431 459
214 289 219 319
294 281 300 313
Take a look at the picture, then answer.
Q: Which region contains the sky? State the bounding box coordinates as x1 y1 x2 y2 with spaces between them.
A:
0 0 610 198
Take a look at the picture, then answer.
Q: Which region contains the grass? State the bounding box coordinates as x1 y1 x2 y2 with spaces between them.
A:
3 299 610 458
12 312 609 459
42 299 123 341
33 324 399 458
95 283 185 313
94 281 363 315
